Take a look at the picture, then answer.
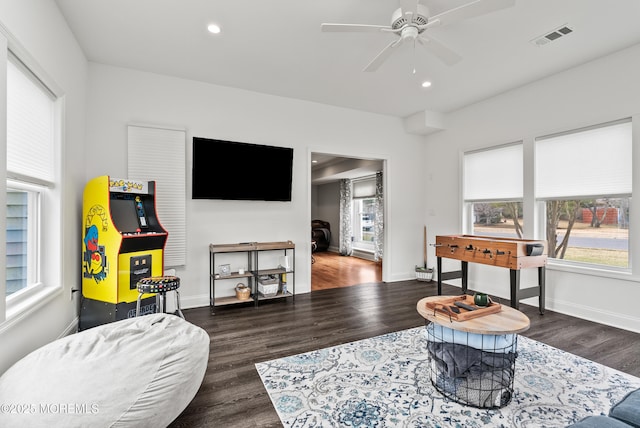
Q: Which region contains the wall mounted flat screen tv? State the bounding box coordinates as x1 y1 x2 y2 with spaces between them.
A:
192 137 294 201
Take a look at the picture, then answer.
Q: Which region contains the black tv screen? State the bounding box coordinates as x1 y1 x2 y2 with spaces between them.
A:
192 137 294 201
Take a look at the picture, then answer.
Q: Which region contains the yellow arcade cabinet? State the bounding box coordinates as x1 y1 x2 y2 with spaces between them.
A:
80 175 168 330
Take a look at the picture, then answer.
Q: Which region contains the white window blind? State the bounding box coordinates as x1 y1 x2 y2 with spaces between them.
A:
464 143 523 201
535 119 632 199
352 177 376 199
7 55 54 184
127 125 186 267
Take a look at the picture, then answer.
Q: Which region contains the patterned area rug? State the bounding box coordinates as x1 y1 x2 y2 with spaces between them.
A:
256 327 640 427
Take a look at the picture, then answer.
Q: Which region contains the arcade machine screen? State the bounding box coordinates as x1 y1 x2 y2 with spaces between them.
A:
110 195 144 233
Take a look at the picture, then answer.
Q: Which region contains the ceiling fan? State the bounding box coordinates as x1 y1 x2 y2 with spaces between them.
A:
321 0 515 72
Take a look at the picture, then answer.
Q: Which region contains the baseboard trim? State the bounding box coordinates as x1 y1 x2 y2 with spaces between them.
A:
545 297 640 334
180 294 210 310
441 280 640 334
58 316 79 339
352 249 375 261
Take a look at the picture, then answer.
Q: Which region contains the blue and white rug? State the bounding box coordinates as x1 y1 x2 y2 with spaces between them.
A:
256 327 640 427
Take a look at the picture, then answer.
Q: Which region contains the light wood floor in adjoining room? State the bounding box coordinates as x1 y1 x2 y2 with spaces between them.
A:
311 250 382 290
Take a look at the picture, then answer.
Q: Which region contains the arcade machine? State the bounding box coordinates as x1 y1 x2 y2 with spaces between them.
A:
80 175 168 330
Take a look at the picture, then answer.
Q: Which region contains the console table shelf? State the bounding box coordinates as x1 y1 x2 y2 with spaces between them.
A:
214 295 251 306
209 241 295 309
257 290 294 302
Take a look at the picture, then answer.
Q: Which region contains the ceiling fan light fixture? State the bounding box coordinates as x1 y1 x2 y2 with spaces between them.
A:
391 5 429 30
321 0 515 72
402 26 419 41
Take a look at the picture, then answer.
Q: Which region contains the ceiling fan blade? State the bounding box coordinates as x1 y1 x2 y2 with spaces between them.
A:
363 39 403 72
417 35 461 66
399 0 419 21
429 0 515 28
321 23 393 33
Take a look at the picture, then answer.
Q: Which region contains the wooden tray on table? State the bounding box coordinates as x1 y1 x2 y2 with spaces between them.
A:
424 295 501 321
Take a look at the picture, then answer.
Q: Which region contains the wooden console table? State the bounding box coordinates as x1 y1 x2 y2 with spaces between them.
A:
435 235 547 314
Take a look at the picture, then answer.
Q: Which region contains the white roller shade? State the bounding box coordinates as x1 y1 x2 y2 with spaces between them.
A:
7 56 54 184
128 125 186 267
353 177 376 199
535 119 632 199
464 143 523 201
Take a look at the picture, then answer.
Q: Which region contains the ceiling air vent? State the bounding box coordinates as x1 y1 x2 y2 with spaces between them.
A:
531 24 573 46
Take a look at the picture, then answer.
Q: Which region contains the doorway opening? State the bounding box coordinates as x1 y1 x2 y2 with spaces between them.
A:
310 152 385 290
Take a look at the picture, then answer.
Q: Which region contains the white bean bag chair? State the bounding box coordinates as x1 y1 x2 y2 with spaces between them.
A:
0 313 209 428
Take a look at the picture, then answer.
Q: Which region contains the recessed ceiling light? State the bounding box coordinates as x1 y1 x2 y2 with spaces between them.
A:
207 24 221 34
311 159 318 164
421 81 432 88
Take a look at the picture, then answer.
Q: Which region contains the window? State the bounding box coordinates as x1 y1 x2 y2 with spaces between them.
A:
352 198 376 250
463 143 524 238
5 185 38 296
6 190 27 295
351 176 376 251
4 50 59 309
535 119 632 269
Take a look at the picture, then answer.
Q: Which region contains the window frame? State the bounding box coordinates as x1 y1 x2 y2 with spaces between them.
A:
351 197 376 252
462 142 524 236
534 119 632 271
5 180 42 299
2 33 64 325
461 120 633 274
350 175 377 253
464 200 525 239
535 197 631 272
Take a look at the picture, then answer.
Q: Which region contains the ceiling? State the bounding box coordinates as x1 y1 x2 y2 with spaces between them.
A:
311 154 383 185
55 0 640 120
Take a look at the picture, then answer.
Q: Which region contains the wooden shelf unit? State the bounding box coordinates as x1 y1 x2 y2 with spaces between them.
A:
209 241 295 309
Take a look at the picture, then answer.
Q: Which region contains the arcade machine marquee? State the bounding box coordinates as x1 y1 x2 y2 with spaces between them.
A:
80 175 168 330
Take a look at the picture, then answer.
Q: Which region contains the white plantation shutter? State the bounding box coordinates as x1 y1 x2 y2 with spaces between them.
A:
535 119 632 199
127 125 186 267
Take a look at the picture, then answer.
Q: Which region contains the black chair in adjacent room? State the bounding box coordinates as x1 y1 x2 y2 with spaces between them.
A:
311 219 331 252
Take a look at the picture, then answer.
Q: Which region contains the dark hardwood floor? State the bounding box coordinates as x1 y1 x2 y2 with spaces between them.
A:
169 281 640 427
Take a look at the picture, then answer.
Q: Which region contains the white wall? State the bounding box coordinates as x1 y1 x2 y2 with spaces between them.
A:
312 181 340 250
84 63 428 306
0 0 87 373
425 43 640 333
